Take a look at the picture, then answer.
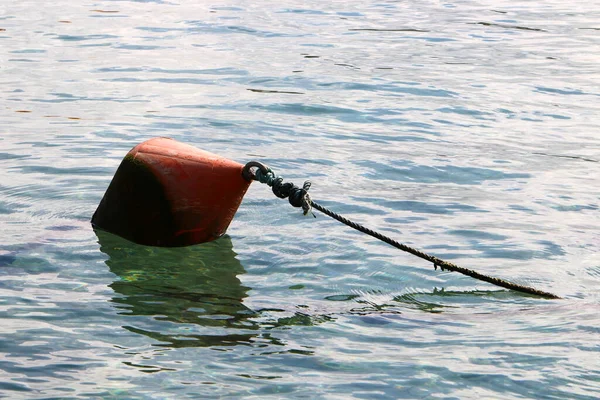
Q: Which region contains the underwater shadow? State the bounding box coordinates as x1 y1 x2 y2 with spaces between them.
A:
96 231 515 349
96 230 260 348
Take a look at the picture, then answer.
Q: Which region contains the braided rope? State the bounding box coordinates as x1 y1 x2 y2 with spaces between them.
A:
254 169 315 217
247 164 560 299
310 201 560 299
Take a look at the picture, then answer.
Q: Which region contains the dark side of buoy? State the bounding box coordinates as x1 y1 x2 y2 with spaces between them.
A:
92 137 251 247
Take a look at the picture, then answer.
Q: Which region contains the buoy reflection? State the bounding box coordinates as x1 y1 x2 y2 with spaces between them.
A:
96 230 258 348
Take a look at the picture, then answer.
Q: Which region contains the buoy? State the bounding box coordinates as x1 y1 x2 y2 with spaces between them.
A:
91 137 251 247
92 138 559 299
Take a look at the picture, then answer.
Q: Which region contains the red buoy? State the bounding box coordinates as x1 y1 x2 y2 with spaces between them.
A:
92 137 251 247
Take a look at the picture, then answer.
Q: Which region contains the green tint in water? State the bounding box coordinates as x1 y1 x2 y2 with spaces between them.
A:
99 231 258 347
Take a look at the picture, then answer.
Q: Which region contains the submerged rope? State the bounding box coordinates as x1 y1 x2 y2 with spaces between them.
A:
246 165 561 300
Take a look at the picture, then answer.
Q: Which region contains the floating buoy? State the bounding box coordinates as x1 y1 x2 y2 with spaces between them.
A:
92 137 559 299
91 137 251 247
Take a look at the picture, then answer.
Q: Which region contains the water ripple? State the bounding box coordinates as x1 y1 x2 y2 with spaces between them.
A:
0 0 599 398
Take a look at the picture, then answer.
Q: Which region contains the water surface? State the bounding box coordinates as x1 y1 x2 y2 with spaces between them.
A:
1 1 599 398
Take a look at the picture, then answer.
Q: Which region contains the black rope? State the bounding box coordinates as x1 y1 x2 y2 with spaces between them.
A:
242 163 561 300
310 201 560 299
243 162 315 217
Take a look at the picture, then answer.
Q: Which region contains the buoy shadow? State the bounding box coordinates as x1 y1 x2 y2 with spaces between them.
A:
96 230 525 349
96 229 259 348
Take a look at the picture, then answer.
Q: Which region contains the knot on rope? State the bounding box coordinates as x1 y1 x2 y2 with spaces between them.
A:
254 168 315 217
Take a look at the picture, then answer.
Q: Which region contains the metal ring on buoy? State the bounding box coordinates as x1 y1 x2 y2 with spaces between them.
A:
241 161 270 182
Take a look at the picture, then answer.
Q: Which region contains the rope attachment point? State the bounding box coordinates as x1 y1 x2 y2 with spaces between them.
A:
242 161 314 217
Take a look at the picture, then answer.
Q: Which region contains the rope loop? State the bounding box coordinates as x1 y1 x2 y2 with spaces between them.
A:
257 169 276 186
252 167 315 217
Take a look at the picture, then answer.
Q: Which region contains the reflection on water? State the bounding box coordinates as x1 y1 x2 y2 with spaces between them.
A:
97 230 455 349
96 229 511 342
393 288 518 314
96 230 259 348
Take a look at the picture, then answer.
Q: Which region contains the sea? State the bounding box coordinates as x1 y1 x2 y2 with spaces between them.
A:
0 0 599 398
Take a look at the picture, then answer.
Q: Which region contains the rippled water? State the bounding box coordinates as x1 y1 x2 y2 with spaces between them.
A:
1 1 599 398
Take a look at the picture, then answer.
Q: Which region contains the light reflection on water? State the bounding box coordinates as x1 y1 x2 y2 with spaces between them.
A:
1 0 599 398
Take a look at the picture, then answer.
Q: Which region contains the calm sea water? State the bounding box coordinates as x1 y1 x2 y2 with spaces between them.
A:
1 1 599 398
